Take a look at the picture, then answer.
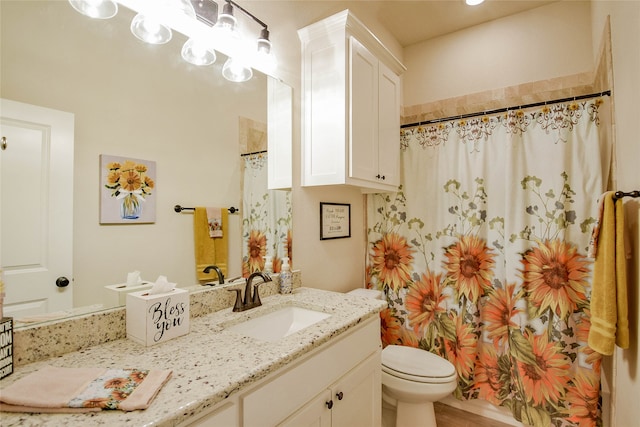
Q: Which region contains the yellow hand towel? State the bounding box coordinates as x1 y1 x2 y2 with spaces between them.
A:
194 207 228 282
588 192 629 355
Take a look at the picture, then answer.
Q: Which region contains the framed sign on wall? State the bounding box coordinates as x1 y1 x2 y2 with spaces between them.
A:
320 202 351 240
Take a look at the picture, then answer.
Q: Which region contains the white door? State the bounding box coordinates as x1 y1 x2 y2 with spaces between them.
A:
0 99 74 317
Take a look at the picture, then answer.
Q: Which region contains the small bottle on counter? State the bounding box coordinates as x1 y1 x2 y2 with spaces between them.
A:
279 257 292 294
263 256 273 274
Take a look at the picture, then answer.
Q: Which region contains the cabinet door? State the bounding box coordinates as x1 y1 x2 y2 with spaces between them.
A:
332 352 381 427
279 390 332 427
377 61 401 187
349 36 378 183
301 31 347 186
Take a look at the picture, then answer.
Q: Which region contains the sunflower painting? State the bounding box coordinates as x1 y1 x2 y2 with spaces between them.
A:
367 98 610 427
100 155 156 224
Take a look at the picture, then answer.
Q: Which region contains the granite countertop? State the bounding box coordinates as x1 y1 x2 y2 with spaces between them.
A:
0 287 385 426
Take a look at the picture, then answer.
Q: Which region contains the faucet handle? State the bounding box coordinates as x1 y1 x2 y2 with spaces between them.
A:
227 288 243 312
252 281 266 306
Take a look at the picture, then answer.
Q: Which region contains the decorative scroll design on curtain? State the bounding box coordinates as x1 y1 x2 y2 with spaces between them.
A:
367 97 611 427
241 152 292 276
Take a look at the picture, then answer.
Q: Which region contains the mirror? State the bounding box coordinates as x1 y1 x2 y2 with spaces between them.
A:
0 0 291 324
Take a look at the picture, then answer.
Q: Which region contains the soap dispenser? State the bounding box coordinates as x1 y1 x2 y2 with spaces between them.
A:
263 256 273 274
279 257 292 294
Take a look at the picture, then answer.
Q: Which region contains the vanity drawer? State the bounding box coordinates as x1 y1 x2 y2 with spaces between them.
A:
241 316 380 427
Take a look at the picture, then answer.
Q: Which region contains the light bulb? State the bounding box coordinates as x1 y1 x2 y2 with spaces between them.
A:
256 30 276 72
68 0 117 19
129 0 195 45
130 13 172 44
222 57 253 82
182 39 217 66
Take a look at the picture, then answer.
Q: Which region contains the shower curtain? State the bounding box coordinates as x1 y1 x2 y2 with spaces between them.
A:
241 152 292 276
367 97 611 427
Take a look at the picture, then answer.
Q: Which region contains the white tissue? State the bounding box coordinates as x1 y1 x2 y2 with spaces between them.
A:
148 275 176 295
126 270 143 287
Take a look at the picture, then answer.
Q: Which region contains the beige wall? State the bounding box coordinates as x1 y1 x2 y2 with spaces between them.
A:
1 1 267 307
402 0 593 106
590 2 640 426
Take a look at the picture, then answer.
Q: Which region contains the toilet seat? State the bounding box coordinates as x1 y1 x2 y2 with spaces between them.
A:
382 345 456 384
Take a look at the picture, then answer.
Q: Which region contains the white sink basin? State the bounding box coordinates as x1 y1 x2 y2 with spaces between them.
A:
227 306 331 342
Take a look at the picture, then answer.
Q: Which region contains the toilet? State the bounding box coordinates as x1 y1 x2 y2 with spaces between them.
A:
347 288 458 427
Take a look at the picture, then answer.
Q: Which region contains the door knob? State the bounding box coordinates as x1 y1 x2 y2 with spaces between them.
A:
56 277 70 288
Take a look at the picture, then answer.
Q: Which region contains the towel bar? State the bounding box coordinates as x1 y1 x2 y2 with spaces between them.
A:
613 190 640 201
174 205 239 214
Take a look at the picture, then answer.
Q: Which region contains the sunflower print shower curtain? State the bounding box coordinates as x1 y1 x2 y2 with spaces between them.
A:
367 97 612 427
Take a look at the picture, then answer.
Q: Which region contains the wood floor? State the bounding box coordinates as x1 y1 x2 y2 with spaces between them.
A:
433 402 514 427
382 402 515 427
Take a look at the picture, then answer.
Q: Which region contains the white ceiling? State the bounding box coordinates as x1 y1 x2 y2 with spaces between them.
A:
282 0 558 47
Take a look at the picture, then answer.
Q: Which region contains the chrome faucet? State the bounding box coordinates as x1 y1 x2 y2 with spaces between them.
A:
203 265 225 285
228 272 271 312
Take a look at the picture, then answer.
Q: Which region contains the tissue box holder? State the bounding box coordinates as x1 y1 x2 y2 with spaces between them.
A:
103 282 154 309
0 317 13 379
126 288 189 346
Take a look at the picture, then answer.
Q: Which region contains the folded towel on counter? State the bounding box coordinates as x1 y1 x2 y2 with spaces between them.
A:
588 192 629 355
194 207 228 282
0 366 172 413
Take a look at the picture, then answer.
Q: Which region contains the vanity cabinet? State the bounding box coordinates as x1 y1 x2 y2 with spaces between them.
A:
279 352 380 427
242 316 381 427
181 315 381 427
298 10 405 193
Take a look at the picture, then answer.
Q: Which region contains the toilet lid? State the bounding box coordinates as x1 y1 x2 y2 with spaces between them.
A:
382 345 456 383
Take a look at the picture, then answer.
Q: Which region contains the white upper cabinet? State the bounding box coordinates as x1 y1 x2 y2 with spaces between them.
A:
298 10 405 192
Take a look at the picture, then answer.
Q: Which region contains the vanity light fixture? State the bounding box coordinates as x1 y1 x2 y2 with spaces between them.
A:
465 0 485 5
180 0 219 65
216 0 277 81
215 1 238 36
68 0 277 81
68 0 118 19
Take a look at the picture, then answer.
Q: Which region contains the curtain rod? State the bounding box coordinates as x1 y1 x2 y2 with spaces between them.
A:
401 90 611 129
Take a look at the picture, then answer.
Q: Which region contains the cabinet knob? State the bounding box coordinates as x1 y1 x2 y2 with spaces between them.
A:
381 175 385 180
375 174 380 179
336 391 344 401
325 400 333 409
